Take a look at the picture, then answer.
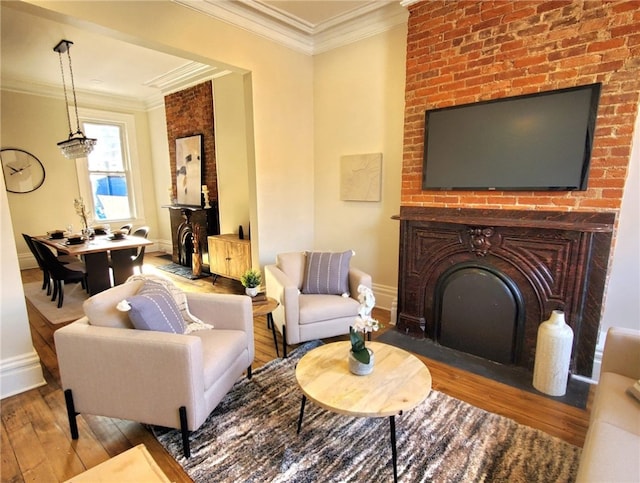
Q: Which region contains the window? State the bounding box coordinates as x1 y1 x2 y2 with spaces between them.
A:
83 122 131 220
75 108 144 224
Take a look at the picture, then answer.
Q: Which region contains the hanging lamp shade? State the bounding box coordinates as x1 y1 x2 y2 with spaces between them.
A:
53 39 97 159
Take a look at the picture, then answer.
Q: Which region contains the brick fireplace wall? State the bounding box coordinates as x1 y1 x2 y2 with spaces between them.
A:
165 81 218 202
402 0 640 211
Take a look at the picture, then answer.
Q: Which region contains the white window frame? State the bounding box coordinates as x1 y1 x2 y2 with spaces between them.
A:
74 107 145 224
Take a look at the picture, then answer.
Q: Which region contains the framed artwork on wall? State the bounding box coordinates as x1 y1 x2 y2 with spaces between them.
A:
175 134 203 206
340 153 382 202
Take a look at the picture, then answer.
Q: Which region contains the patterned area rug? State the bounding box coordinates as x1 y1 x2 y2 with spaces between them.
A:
154 341 581 482
156 262 209 280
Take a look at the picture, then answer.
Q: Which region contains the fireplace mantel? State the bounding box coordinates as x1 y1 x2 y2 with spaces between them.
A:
395 206 616 377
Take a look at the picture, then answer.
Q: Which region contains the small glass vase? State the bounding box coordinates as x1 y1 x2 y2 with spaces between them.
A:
348 348 375 375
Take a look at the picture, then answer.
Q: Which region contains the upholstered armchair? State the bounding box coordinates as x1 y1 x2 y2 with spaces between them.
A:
54 278 254 457
265 251 372 357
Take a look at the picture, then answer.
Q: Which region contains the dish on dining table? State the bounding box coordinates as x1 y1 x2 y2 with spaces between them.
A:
47 230 66 240
66 235 85 245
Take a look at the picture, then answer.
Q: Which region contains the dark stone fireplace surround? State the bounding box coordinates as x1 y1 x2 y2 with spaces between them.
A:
395 206 616 377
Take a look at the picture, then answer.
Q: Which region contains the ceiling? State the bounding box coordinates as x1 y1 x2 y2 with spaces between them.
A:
0 1 405 107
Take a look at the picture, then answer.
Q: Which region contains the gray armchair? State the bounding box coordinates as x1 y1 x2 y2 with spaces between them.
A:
54 280 254 457
265 251 372 357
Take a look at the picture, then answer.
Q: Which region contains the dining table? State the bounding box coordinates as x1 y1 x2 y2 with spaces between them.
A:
35 234 153 296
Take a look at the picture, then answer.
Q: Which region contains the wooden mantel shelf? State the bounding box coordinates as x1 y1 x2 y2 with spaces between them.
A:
392 206 616 233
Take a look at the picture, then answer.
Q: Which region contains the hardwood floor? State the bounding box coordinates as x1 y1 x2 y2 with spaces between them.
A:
2 253 592 482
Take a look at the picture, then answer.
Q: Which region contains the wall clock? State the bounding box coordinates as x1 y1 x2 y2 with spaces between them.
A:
1 149 46 193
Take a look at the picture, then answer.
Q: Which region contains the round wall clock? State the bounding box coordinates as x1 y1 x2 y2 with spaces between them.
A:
1 149 46 193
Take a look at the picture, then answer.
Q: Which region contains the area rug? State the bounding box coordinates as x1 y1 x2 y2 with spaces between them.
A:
23 281 87 324
154 341 581 482
157 262 208 280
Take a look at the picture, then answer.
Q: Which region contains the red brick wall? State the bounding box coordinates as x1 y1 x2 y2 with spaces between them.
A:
165 81 218 202
402 0 640 211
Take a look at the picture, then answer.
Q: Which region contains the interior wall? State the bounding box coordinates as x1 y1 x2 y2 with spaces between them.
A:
147 104 172 252
164 81 218 203
402 1 640 211
214 73 251 237
0 173 45 399
313 24 408 309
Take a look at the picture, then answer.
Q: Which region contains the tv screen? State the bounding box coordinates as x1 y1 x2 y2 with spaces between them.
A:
422 83 601 191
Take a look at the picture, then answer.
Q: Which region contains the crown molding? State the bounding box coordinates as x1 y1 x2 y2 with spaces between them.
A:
0 61 227 112
174 0 408 55
1 76 153 111
144 62 231 95
314 4 408 55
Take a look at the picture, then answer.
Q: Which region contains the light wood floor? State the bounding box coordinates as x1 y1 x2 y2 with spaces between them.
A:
2 252 592 482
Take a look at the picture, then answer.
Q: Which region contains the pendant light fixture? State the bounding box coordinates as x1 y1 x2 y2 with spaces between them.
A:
53 39 97 159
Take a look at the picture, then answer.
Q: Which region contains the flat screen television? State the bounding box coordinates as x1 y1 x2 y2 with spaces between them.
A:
422 83 601 191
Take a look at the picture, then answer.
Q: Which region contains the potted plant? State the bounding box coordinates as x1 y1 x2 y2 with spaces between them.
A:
241 269 262 297
348 285 381 375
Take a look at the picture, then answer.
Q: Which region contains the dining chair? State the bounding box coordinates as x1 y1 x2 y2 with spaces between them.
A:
22 234 52 294
120 223 133 235
130 226 150 273
33 240 87 308
22 234 79 295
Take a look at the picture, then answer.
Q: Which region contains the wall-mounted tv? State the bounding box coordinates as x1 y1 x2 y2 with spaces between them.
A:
422 83 602 191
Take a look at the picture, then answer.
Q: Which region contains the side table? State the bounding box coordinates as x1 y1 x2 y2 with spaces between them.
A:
252 296 280 356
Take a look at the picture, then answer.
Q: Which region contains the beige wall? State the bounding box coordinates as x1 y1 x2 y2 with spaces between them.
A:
147 104 172 251
214 73 251 237
0 173 45 398
313 24 408 308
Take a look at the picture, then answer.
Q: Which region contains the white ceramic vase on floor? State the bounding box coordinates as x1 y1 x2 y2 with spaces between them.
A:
533 310 574 396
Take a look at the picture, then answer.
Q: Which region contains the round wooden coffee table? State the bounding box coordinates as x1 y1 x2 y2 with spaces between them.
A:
295 341 432 482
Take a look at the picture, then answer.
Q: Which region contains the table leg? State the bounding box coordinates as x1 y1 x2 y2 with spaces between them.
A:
268 313 279 357
297 395 307 434
83 252 111 295
390 415 398 483
110 248 135 285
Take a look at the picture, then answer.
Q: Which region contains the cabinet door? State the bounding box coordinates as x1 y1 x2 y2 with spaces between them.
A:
227 241 251 280
208 238 229 276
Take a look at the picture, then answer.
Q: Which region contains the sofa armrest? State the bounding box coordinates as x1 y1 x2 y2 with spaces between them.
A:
54 317 207 430
601 327 640 380
186 292 252 332
348 267 372 299
265 263 300 329
186 292 254 362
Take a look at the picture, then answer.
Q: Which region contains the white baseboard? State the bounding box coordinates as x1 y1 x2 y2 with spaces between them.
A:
371 283 396 313
0 351 46 400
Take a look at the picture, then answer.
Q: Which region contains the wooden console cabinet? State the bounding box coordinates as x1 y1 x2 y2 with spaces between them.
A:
207 234 251 281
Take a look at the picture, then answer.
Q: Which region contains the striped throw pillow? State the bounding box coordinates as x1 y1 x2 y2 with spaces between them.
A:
301 251 352 296
120 281 186 334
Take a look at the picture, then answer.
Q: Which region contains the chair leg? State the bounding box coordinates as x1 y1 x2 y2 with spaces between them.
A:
51 279 59 302
247 365 252 380
64 389 79 440
179 406 191 458
283 326 288 358
57 281 64 308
